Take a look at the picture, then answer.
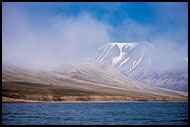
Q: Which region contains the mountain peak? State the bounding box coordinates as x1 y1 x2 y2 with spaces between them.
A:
86 41 187 92
108 42 138 51
108 41 155 48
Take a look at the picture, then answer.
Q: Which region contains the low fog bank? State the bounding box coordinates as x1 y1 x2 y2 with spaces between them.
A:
3 6 111 69
149 40 188 72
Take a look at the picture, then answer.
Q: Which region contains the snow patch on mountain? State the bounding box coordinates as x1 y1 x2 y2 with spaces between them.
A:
83 41 188 92
118 57 130 68
98 44 114 63
109 42 138 66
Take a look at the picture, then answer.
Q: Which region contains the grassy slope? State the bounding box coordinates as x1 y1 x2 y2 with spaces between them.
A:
2 64 188 102
2 81 187 102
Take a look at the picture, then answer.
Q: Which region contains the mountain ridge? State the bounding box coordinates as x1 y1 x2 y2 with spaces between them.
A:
85 42 188 92
2 64 187 103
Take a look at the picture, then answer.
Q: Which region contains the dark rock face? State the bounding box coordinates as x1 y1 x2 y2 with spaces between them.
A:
86 42 188 92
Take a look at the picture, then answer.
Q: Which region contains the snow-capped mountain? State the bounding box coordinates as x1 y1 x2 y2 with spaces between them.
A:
84 42 156 78
84 42 188 92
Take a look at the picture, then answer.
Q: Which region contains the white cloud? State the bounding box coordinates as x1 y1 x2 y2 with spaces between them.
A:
2 6 111 69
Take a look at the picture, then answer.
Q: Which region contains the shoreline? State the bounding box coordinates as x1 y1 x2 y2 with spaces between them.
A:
3 101 188 103
2 96 188 103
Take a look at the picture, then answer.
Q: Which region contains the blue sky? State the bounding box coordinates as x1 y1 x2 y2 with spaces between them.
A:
3 2 188 41
2 2 188 68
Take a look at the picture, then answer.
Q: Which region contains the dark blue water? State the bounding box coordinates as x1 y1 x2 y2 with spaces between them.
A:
2 102 188 125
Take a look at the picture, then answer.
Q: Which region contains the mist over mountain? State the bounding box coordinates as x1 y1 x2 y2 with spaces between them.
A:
2 2 188 103
84 42 188 92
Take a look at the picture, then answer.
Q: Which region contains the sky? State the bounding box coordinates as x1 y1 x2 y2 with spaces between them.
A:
2 2 188 69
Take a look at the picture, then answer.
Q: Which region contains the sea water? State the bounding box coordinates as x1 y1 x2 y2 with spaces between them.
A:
2 102 188 125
